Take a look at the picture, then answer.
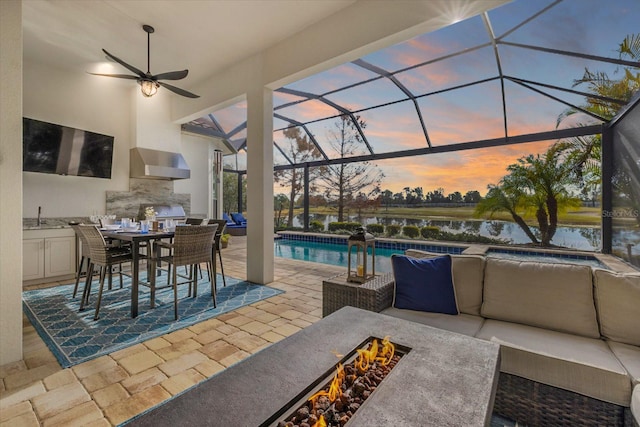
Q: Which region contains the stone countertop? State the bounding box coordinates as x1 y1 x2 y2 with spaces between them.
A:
23 217 89 230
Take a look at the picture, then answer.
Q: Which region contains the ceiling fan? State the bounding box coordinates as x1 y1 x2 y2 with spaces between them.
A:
89 24 199 99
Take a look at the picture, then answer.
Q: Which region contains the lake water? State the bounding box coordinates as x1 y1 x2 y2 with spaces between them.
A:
292 214 602 251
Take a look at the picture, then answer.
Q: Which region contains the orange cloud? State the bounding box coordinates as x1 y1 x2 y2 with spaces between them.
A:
377 140 554 195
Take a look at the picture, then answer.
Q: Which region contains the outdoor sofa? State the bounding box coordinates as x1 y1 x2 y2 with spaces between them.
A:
379 250 640 427
222 212 247 236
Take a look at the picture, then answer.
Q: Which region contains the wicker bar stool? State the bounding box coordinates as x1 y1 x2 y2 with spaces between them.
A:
74 225 133 320
150 224 218 320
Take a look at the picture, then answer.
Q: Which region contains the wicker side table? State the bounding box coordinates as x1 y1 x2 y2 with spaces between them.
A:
322 272 395 317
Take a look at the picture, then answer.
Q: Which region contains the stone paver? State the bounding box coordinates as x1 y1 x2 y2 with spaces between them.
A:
80 365 129 393
71 356 117 380
192 328 224 345
0 382 47 410
239 320 273 336
0 410 39 427
91 383 129 410
41 401 103 427
157 351 209 377
160 369 205 395
3 364 59 390
120 368 168 395
154 338 202 361
102 385 171 426
31 382 91 419
271 323 303 337
118 350 164 375
193 359 225 378
0 401 33 423
42 370 76 391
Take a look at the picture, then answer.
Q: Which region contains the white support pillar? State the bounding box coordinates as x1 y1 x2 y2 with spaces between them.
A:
0 0 24 365
246 86 274 284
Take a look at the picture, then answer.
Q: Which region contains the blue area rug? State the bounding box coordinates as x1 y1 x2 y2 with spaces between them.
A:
22 273 283 368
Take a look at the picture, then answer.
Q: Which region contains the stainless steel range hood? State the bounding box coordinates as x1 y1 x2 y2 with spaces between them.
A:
130 147 191 180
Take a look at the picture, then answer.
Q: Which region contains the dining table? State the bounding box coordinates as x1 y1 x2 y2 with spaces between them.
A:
102 229 174 318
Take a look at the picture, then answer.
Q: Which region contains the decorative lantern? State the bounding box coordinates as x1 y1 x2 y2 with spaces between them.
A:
347 227 376 283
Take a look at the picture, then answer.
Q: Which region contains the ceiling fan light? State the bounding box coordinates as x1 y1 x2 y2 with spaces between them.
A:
140 80 159 97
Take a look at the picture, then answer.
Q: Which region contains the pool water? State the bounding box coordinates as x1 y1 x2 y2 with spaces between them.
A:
274 239 462 273
274 237 607 270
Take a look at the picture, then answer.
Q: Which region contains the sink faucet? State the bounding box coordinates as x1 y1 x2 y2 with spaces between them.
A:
37 206 42 226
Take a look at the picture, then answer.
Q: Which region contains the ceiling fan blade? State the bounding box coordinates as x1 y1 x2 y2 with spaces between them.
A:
87 72 139 80
153 70 189 80
157 81 200 98
102 49 146 78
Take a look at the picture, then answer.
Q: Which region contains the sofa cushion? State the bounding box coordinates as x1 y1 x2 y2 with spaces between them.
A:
594 269 640 347
381 307 484 337
608 340 640 386
391 255 458 315
476 319 631 406
404 250 484 315
481 258 599 338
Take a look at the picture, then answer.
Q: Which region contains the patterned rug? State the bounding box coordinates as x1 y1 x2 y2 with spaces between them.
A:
22 273 283 368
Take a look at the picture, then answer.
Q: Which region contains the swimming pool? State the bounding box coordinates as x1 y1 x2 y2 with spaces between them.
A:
274 234 607 270
273 238 465 273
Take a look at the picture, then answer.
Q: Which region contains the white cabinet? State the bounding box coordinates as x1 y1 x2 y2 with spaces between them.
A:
23 228 76 285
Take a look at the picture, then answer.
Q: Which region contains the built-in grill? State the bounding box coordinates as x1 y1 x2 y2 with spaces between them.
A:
137 204 186 221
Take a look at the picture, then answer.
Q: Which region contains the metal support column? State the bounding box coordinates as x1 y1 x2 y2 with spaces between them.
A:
237 173 244 214
601 127 613 254
303 164 310 232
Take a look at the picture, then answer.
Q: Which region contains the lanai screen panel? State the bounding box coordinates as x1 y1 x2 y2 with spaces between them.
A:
611 100 640 267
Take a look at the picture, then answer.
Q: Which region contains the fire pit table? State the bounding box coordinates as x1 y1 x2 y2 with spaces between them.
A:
129 306 500 426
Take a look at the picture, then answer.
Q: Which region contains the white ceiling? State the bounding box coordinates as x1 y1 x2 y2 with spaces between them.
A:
22 0 357 88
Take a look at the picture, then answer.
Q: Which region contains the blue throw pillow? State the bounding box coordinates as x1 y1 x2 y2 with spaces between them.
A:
391 254 459 315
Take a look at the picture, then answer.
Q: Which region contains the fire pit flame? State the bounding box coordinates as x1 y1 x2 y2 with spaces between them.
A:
305 336 396 427
355 335 394 372
308 363 345 407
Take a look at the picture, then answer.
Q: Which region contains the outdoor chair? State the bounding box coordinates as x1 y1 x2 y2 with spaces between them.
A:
150 224 218 320
74 225 133 320
208 219 228 287
185 217 208 225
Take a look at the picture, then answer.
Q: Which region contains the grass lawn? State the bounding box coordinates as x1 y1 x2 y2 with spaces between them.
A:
303 206 602 227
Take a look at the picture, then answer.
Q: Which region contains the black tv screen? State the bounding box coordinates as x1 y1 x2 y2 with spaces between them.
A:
23 117 114 179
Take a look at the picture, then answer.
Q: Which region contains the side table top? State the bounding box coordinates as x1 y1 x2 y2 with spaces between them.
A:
323 271 394 290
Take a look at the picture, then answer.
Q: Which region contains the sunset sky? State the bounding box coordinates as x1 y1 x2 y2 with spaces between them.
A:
212 0 640 196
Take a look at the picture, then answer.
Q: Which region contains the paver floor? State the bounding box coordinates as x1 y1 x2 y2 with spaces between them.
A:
0 236 344 426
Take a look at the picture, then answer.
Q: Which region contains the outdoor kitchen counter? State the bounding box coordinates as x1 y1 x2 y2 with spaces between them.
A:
128 306 501 427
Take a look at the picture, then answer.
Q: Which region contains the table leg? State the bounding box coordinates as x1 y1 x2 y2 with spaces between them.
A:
131 241 139 318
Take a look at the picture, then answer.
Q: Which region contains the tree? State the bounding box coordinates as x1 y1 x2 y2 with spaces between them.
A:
463 190 482 203
274 126 323 226
274 194 289 227
426 188 446 203
316 115 384 221
447 191 463 203
475 185 540 243
223 168 246 214
379 189 394 210
555 33 640 186
475 146 582 246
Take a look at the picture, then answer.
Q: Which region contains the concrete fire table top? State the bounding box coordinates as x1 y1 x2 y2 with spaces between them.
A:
127 306 501 426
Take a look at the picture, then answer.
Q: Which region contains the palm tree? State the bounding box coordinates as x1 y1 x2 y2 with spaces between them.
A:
475 185 539 244
476 147 582 246
554 33 640 182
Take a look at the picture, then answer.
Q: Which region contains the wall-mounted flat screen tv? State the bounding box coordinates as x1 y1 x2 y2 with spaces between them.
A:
23 117 114 179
